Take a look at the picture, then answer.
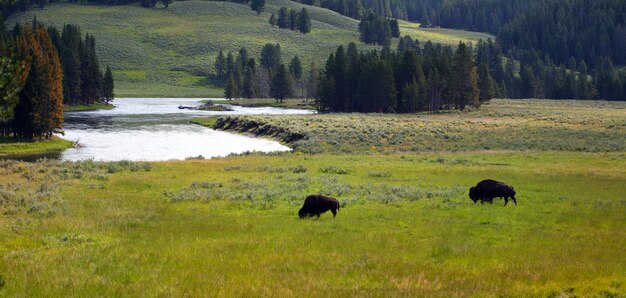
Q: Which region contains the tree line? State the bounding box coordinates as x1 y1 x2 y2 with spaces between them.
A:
316 41 490 113
214 43 311 102
358 11 399 46
269 7 311 34
2 0 264 15
0 18 113 138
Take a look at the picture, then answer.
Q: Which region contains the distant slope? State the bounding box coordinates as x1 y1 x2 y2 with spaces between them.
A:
6 1 492 97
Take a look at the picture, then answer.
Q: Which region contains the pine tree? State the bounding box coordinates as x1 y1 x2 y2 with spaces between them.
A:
289 10 298 31
269 13 277 27
14 21 63 139
61 49 81 105
250 0 265 15
270 64 293 102
224 72 239 100
477 63 496 102
306 62 319 99
452 42 479 109
298 8 311 33
521 65 537 98
277 7 289 29
389 18 400 38
288 55 302 80
102 65 114 103
260 43 281 74
214 50 226 79
242 59 258 99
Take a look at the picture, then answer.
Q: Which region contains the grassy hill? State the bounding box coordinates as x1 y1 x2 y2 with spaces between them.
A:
6 1 493 97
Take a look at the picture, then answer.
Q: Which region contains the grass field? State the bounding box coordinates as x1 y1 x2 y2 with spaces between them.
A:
208 99 626 153
0 99 625 296
63 103 115 112
6 1 492 97
0 136 74 157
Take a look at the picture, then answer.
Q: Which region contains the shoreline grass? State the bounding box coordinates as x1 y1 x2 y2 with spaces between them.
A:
64 103 115 112
0 136 74 157
205 98 317 110
208 99 626 154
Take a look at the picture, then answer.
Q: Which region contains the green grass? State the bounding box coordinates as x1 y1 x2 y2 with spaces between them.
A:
207 98 316 109
0 152 624 296
398 20 494 45
1 100 624 296
209 99 626 153
0 136 74 157
6 2 492 97
63 103 115 112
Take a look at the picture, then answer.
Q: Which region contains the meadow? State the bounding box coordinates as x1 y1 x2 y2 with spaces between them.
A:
0 136 74 157
208 99 626 153
0 99 625 296
6 1 492 97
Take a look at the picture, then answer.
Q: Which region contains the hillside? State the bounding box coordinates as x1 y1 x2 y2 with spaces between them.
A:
6 1 492 97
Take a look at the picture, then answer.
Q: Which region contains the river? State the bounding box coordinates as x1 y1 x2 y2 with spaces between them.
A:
56 98 313 161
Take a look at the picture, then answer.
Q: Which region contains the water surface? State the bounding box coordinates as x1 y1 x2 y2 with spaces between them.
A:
60 98 313 161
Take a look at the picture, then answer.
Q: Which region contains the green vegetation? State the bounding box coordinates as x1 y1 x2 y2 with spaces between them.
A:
0 152 624 296
0 136 73 156
206 98 315 109
6 1 492 97
398 20 493 46
63 103 115 112
1 99 625 296
210 99 626 153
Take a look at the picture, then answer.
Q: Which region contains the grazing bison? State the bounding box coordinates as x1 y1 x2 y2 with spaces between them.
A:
298 195 340 218
469 179 517 206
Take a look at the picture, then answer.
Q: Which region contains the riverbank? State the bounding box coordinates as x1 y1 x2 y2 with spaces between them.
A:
205 99 316 110
64 103 115 112
0 136 74 157
0 152 624 296
203 99 626 154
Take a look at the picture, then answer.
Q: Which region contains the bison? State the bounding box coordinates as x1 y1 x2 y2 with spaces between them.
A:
469 179 517 206
298 195 340 218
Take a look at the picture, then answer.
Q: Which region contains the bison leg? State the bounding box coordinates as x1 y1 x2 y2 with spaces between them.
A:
511 196 517 206
331 208 337 218
504 197 509 206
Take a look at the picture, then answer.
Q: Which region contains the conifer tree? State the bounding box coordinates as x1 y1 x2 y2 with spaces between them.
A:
14 21 63 138
224 72 239 100
102 65 114 103
298 8 311 33
452 42 479 109
289 9 298 31
288 55 302 80
477 63 496 102
242 59 258 99
277 7 289 29
269 13 277 27
306 62 319 99
214 50 226 79
250 0 265 15
270 64 293 102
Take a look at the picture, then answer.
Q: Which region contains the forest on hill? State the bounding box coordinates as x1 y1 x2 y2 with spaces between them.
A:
2 0 625 101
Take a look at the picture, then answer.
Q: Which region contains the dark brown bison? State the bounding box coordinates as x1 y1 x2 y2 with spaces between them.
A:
469 179 517 206
298 195 340 218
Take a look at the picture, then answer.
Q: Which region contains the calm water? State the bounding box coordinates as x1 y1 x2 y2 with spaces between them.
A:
57 98 314 161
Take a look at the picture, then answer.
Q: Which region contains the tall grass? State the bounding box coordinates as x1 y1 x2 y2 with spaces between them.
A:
210 99 626 153
0 152 624 296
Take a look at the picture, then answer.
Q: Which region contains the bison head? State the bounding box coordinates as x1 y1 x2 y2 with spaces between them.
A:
298 208 306 219
469 186 478 203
